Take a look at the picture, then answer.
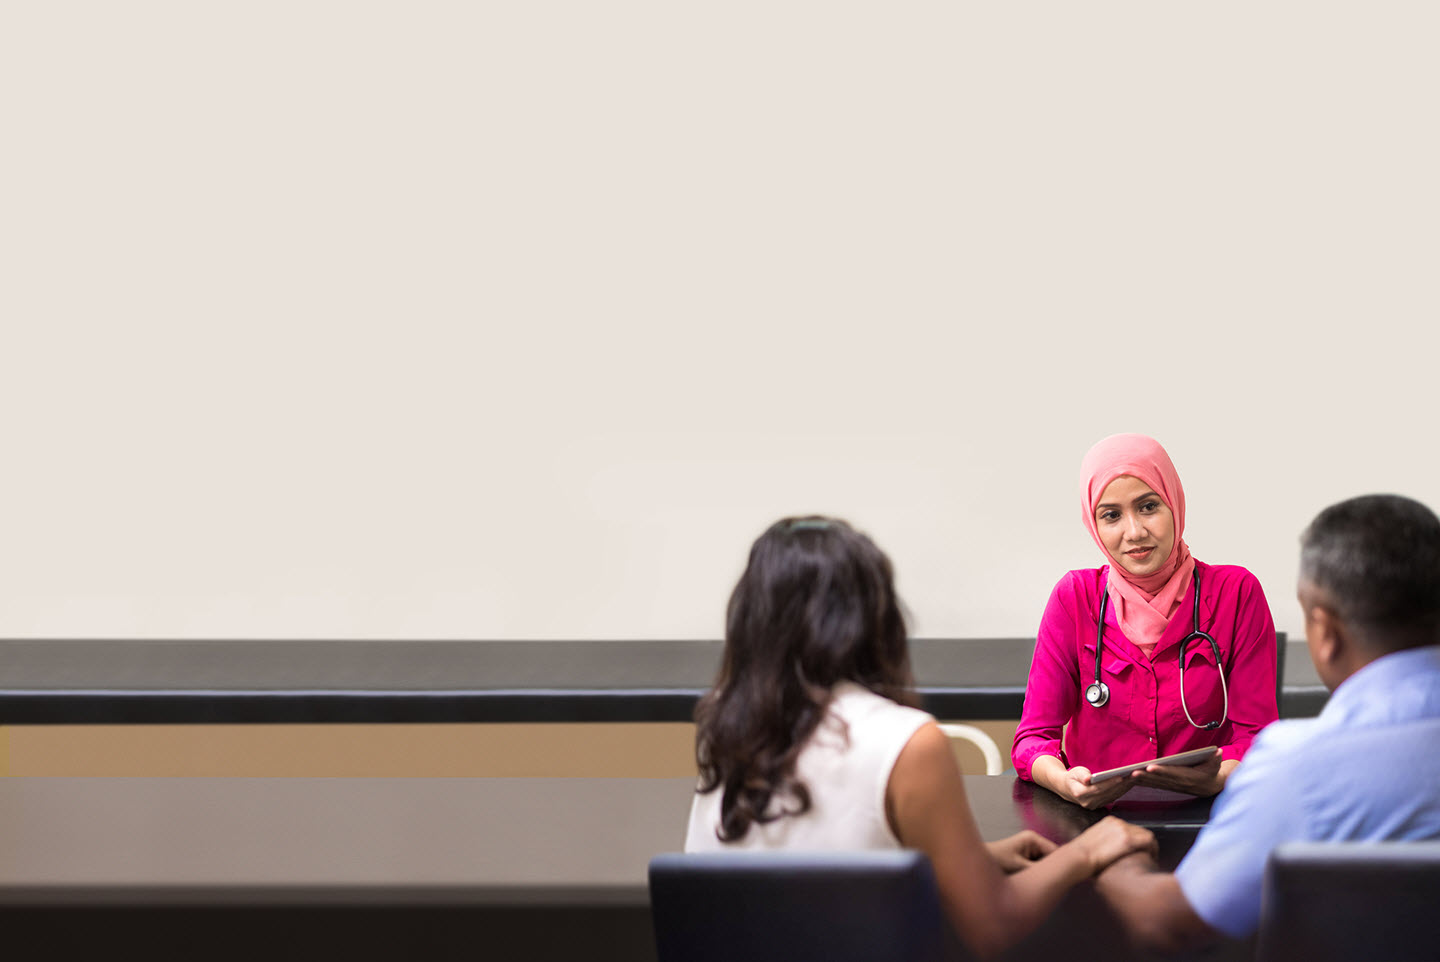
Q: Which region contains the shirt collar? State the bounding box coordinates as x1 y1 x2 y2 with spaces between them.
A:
1318 644 1440 728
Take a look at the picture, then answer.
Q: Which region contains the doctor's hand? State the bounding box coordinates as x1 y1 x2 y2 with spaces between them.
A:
986 830 1058 873
1058 764 1138 810
1031 755 1139 809
1031 755 1138 809
1131 749 1226 796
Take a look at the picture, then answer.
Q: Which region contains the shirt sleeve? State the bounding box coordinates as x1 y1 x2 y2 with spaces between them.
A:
1174 721 1311 938
1216 569 1279 763
1012 575 1081 780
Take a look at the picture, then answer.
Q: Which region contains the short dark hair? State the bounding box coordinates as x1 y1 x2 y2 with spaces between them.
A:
694 516 917 843
1300 494 1440 646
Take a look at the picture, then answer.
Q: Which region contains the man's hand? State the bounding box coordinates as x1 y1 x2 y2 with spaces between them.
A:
986 830 1058 873
1074 816 1159 873
1094 850 1219 952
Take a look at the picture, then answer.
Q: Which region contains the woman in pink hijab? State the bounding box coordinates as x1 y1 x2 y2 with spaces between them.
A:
1012 434 1278 808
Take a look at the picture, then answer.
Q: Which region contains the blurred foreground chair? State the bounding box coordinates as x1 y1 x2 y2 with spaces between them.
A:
938 723 1003 775
1258 840 1440 962
649 850 965 962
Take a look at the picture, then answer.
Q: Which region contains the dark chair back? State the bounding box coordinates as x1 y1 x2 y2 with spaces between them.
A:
648 850 964 962
1259 840 1440 962
1274 630 1286 716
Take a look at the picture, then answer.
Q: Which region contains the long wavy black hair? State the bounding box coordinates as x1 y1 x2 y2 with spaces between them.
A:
694 515 918 842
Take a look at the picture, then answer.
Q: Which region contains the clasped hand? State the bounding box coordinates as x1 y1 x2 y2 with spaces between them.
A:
987 821 1158 875
985 830 1056 872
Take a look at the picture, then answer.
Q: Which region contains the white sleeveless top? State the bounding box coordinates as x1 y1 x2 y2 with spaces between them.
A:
684 682 934 851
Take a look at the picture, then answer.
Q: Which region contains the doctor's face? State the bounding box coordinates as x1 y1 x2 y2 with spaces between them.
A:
1094 475 1176 577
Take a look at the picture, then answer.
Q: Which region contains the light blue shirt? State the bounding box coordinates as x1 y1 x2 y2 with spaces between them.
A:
1175 644 1440 938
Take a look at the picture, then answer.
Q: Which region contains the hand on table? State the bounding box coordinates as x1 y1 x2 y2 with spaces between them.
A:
1074 815 1159 874
986 830 1058 873
1131 749 1223 796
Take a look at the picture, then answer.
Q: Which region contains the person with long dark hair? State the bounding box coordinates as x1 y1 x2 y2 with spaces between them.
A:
685 516 1156 959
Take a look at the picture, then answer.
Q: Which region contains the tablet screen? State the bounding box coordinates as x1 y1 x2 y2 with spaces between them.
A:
1088 747 1220 784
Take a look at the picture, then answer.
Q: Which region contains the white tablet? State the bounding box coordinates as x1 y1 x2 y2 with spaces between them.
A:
1088 747 1220 784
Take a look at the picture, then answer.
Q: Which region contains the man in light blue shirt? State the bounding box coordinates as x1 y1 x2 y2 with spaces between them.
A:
1094 494 1440 952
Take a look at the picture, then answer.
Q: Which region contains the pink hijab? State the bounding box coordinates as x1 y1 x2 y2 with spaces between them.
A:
1079 434 1195 655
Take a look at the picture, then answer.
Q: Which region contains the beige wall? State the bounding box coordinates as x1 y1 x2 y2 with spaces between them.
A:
5 4 1439 647
0 720 1017 778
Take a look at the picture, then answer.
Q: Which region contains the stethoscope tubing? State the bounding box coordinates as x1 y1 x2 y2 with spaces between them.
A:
1085 568 1228 730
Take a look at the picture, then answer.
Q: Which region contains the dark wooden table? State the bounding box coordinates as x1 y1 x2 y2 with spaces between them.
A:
0 636 1324 723
0 774 1236 961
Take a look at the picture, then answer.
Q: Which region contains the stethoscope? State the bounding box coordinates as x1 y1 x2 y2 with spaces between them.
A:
1084 569 1229 730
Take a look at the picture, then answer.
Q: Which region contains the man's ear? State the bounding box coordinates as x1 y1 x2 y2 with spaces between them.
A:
1308 603 1348 671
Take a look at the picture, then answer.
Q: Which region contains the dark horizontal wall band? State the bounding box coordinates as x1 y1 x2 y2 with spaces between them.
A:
921 689 1026 720
0 689 1040 725
0 636 1321 724
0 691 710 725
0 685 1329 725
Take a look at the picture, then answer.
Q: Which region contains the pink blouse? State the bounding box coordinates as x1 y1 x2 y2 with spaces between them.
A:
1012 561 1278 781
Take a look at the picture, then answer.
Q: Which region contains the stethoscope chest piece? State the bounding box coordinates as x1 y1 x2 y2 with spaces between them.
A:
1088 569 1228 730
1085 681 1110 708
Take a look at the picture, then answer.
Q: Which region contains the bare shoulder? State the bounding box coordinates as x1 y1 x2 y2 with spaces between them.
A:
901 718 950 758
887 720 974 847
891 721 966 796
